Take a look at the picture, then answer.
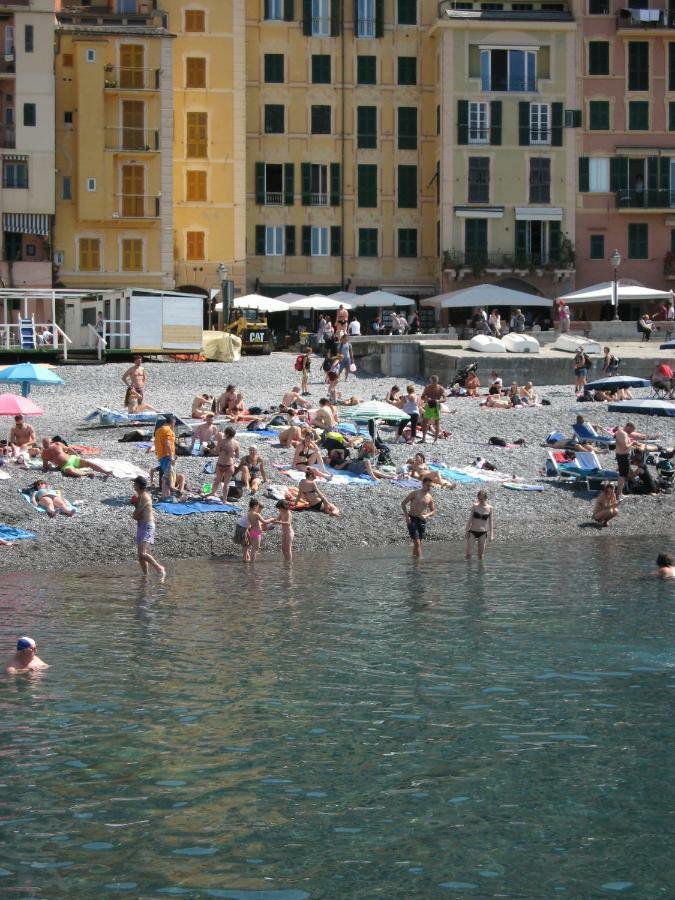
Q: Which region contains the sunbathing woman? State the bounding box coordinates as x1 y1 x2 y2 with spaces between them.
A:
226 392 246 421
293 431 330 477
29 479 75 518
407 452 455 487
297 469 340 516
482 386 511 409
592 483 618 527
125 387 158 415
217 385 236 415
465 489 494 560
191 393 214 419
279 419 304 448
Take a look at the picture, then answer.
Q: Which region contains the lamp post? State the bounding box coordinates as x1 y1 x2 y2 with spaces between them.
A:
216 262 232 332
610 249 622 321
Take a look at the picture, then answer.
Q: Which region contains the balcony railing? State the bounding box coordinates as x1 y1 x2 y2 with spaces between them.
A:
114 194 160 219
616 8 675 29
310 192 328 206
103 67 160 91
104 127 160 152
616 189 675 209
438 0 573 21
529 128 551 145
444 250 566 269
0 125 15 149
0 55 15 74
356 18 376 36
468 128 490 143
312 16 330 35
264 191 283 205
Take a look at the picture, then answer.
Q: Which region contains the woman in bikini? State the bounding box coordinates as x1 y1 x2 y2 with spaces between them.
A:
210 426 240 500
465 489 494 560
407 452 455 488
292 431 330 478
297 469 340 517
29 480 76 518
274 499 294 562
125 387 158 415
235 446 268 493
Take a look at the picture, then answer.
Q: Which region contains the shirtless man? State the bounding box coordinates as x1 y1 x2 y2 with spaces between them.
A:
122 356 147 401
615 422 655 499
297 468 340 516
9 415 36 455
41 437 108 478
420 375 447 443
4 636 49 674
217 385 236 415
401 477 436 559
210 425 240 499
191 393 213 420
191 412 219 455
226 392 246 420
281 387 311 410
311 398 337 431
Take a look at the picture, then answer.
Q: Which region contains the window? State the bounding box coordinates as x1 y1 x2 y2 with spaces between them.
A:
468 101 489 144
529 158 551 203
397 107 417 150
86 49 96 63
589 0 608 12
358 164 377 207
357 106 377 148
3 160 27 188
357 0 376 38
670 102 675 132
122 238 143 272
265 226 284 256
23 103 36 127
588 41 609 76
25 244 35 258
515 219 559 264
62 175 72 200
185 9 206 32
265 54 284 83
529 103 550 144
303 163 329 205
359 228 378 257
398 56 417 85
589 100 609 130
87 177 96 192
480 48 536 92
265 0 283 19
670 42 675 92
398 228 417 258
358 55 376 84
186 231 205 260
186 170 207 201
589 158 609 192
264 104 284 134
186 112 207 157
257 162 295 205
312 0 330 36
64 111 73 125
628 42 649 92
589 235 605 260
397 164 417 208
312 54 330 84
311 226 329 256
186 57 206 88
24 25 33 54
628 101 649 131
311 105 331 134
627 223 648 259
398 0 417 25
79 238 101 271
465 219 487 259
468 157 489 203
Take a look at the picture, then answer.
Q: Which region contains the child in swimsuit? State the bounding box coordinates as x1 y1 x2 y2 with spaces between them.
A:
465 489 494 561
274 499 294 562
240 498 275 563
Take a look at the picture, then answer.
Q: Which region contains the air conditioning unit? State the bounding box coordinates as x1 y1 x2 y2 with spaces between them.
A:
54 251 64 266
4 53 14 63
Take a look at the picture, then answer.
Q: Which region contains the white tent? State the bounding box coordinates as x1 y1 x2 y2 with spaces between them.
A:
328 291 359 304
351 290 415 308
288 294 352 311
275 292 305 304
422 284 552 309
559 281 673 304
232 293 289 313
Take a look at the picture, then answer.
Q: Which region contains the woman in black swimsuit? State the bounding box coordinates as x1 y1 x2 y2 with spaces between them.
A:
292 431 330 477
465 489 494 560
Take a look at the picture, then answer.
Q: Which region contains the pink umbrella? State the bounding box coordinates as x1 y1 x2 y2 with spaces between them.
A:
0 393 44 416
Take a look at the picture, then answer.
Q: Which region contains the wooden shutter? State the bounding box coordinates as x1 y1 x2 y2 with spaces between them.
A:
186 57 206 89
285 225 296 255
284 163 294 205
186 231 205 260
331 0 342 36
609 157 627 192
578 157 589 193
79 238 100 271
551 102 563 146
331 225 342 256
120 44 144 89
330 163 340 206
122 238 142 271
549 221 561 262
301 225 311 256
122 99 144 150
519 102 530 146
186 111 207 158
301 163 311 205
255 225 265 256
375 0 384 37
490 101 501 146
186 170 207 201
121 164 144 217
515 220 527 262
457 100 468 145
284 0 295 20
255 162 265 205
303 0 312 35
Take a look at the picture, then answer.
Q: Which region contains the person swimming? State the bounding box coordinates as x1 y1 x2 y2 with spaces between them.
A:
3 636 49 674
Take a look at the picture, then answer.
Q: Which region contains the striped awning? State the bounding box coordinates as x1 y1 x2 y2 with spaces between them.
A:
2 213 50 236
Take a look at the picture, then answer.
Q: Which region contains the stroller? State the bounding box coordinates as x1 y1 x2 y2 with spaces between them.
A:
451 361 478 391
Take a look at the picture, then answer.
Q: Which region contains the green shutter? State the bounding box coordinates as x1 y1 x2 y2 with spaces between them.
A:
303 0 311 35
255 162 265 205
515 220 527 263
647 156 658 191
301 225 311 256
398 107 417 150
301 163 311 206
457 100 468 145
609 157 628 192
579 157 589 193
552 102 563 146
331 0 341 36
284 163 294 205
330 163 340 206
255 225 265 256
572 109 582 128
285 225 295 255
490 101 501 145
353 0 358 34
264 0 271 18
284 0 294 20
659 156 670 190
519 102 530 146
375 0 384 36
331 226 341 256
549 221 561 262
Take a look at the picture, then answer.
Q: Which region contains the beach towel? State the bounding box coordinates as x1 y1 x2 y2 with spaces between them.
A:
428 464 482 484
0 525 35 541
503 482 544 492
277 465 375 486
237 429 278 440
155 500 240 516
19 489 77 514
96 459 149 479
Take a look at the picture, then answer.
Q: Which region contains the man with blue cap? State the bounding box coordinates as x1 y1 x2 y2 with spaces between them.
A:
3 636 49 674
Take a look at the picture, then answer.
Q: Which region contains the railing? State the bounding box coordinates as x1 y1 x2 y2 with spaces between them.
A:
484 78 537 92
264 191 283 205
616 189 675 209
104 127 160 152
444 250 565 269
311 16 330 35
529 128 551 144
356 18 376 36
0 124 15 149
87 323 107 361
103 319 131 351
114 194 160 218
0 322 72 360
616 8 675 28
310 192 328 206
438 0 573 20
103 67 160 90
468 128 489 144
0 56 15 74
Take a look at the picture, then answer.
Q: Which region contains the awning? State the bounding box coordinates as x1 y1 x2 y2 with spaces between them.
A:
455 206 504 219
3 213 50 236
515 207 563 221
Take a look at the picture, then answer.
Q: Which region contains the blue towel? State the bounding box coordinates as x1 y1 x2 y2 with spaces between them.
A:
155 500 240 516
324 464 376 483
242 429 278 439
336 423 370 437
428 464 481 484
0 525 35 541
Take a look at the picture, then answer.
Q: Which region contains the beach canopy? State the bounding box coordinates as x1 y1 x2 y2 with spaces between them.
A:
350 290 415 308
232 293 290 313
275 292 305 304
328 291 359 304
339 399 410 422
421 284 552 309
0 362 64 397
586 375 652 391
288 294 352 311
607 398 675 417
559 281 673 304
0 393 44 416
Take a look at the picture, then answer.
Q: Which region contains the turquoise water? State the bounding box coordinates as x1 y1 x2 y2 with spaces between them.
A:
1 538 673 899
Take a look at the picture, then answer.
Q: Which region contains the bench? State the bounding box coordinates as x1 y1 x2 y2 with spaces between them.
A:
555 321 592 337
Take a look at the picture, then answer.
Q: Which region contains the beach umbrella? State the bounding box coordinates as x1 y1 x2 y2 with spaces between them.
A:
422 284 552 309
339 400 410 422
559 281 672 304
328 291 359 304
586 375 651 391
0 362 64 397
0 393 44 416
232 293 289 313
275 292 305 304
350 290 415 308
607 399 675 417
289 295 352 311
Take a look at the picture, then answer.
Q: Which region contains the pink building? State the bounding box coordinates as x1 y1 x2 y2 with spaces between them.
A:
577 1 675 312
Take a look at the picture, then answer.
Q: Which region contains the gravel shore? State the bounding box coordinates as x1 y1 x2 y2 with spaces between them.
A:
1 355 673 572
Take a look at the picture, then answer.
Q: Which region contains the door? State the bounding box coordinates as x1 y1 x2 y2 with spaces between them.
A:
121 164 144 217
64 302 78 348
122 99 144 150
119 44 144 89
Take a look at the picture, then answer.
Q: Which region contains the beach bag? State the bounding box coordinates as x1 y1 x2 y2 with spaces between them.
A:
349 363 357 373
489 436 507 447
233 523 250 546
295 354 304 371
247 419 263 431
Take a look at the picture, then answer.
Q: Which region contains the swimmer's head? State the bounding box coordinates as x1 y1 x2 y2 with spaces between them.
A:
16 636 36 653
657 553 673 568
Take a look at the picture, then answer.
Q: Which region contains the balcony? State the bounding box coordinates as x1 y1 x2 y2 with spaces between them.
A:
103 66 160 91
311 16 330 35
114 194 160 219
309 192 328 206
264 191 283 205
0 55 15 75
356 18 376 37
443 248 574 279
616 189 675 210
104 127 160 152
0 125 15 150
438 0 574 22
616 7 675 29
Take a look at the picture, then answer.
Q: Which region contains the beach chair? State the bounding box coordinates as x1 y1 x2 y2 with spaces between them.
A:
547 450 617 489
573 422 616 448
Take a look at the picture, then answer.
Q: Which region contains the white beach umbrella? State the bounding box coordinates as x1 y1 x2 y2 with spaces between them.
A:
289 294 352 312
422 284 552 309
328 291 360 304
339 400 410 421
275 292 306 304
232 293 290 313
350 290 415 308
559 281 673 304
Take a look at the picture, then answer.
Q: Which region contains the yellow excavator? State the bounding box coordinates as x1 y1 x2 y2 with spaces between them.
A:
225 310 272 355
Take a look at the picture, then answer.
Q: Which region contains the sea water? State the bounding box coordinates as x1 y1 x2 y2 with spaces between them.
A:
0 537 673 899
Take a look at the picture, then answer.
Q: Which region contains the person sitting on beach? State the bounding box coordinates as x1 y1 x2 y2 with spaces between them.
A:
297 469 340 516
407 452 455 487
125 387 158 415
488 370 502 389
226 392 246 421
9 414 37 456
520 382 538 405
334 440 388 480
28 479 76 517
278 418 304 448
4 636 48 674
508 382 523 407
464 370 480 397
191 413 219 456
482 385 511 409
41 437 108 478
465 489 495 560
191 393 214 419
311 398 337 431
627 449 659 495
122 356 147 401
592 483 619 527
652 362 673 396
653 552 675 578
637 314 653 341
293 431 330 477
235 446 268 494
386 385 401 405
217 385 236 415
281 387 311 411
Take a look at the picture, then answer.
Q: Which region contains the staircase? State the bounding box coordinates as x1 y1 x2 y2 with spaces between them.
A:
58 348 102 365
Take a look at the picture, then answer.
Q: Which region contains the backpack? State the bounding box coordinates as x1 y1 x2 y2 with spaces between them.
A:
294 354 304 372
489 436 507 447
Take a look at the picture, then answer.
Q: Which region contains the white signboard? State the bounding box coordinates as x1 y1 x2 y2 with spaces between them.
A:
162 296 202 350
130 296 162 351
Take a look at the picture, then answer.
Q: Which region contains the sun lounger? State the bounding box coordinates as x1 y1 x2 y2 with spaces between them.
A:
573 423 615 447
547 450 617 488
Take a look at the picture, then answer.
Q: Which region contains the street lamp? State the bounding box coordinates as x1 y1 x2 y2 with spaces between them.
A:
610 249 622 321
216 262 231 331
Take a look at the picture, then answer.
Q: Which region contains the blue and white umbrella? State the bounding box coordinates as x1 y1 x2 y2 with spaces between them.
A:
586 375 651 391
0 362 64 397
607 398 675 417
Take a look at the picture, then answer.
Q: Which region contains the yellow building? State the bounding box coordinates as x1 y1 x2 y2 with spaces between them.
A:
54 1 174 290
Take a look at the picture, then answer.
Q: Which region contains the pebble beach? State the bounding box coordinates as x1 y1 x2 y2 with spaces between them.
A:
1 354 673 572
